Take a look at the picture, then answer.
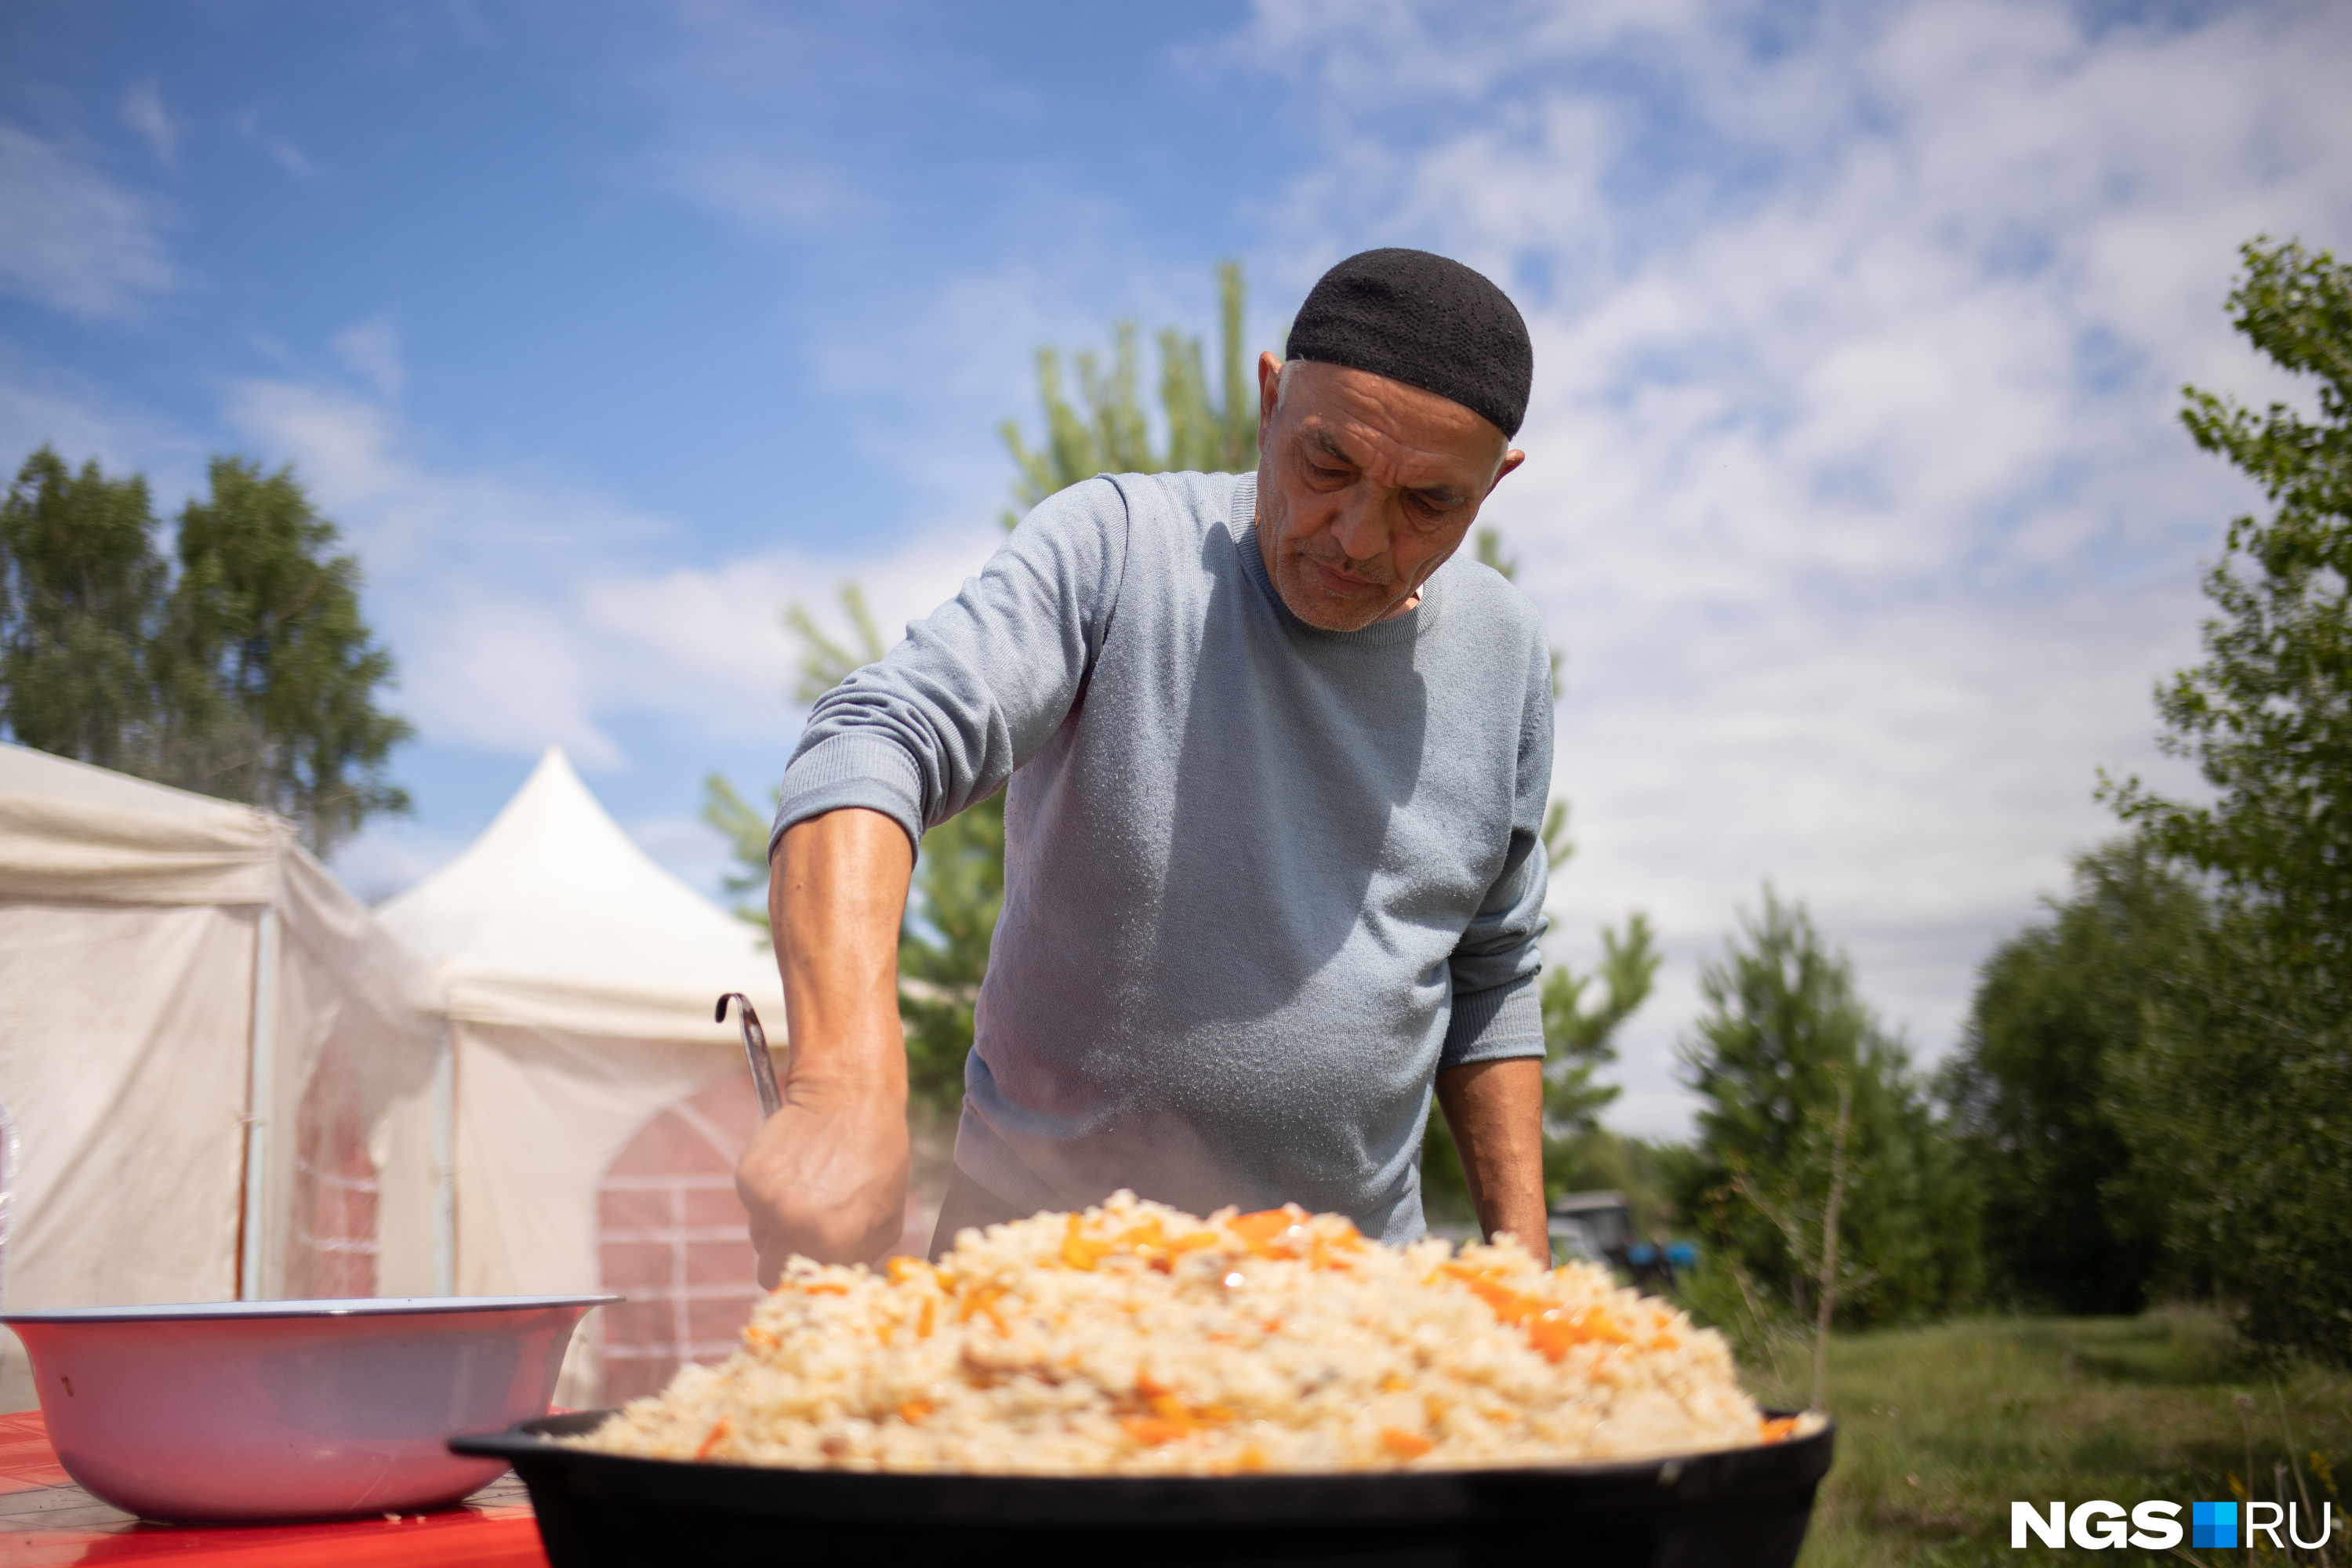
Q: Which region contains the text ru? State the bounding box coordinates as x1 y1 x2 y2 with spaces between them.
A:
2011 1500 2334 1549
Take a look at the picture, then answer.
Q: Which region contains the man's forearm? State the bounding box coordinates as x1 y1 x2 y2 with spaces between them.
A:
769 806 914 1105
1435 1056 1551 1266
735 806 916 1278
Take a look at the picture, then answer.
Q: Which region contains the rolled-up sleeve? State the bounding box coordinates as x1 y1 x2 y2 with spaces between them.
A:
771 478 1131 856
1438 626 1554 1068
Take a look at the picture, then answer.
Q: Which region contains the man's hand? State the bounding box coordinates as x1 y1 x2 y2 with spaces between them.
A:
737 807 915 1284
1436 1057 1551 1268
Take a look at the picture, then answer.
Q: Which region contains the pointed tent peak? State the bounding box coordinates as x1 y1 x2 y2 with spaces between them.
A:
380 746 630 931
517 744 585 800
377 748 776 1037
456 745 626 875
479 743 600 837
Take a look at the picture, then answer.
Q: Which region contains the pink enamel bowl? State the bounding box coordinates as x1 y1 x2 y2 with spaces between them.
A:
2 1294 617 1523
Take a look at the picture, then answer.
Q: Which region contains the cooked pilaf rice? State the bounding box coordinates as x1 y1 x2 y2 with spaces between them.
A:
578 1191 1813 1474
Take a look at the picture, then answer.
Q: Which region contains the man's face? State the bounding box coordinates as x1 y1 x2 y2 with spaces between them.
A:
1253 352 1525 633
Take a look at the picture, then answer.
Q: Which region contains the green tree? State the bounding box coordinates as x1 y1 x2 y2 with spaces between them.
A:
1939 841 2201 1314
0 448 169 775
2120 239 2352 928
0 448 409 854
164 457 412 852
700 773 778 935
1540 909 1661 1141
1674 887 1978 1327
999 260 1258 525
2107 237 2352 1363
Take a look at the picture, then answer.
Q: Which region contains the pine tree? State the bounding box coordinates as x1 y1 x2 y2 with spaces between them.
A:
997 260 1258 526
1674 888 1978 1326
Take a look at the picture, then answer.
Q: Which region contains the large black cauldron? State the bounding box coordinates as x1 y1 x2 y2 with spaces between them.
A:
452 1409 1832 1567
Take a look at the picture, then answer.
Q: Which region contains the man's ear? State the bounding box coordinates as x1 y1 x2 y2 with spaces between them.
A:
1257 350 1283 433
1486 448 1527 496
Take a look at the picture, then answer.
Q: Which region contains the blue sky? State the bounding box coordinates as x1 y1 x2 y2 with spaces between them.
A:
5 1 2349 1133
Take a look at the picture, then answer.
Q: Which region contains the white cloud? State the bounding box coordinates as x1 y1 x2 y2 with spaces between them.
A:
220 370 1001 778
225 377 650 764
121 82 180 169
1236 0 2352 1132
575 524 998 730
0 125 174 318
230 104 326 183
331 314 405 400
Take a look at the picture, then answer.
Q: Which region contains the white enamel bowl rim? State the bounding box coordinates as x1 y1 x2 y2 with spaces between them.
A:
7 1293 626 1521
0 1294 620 1324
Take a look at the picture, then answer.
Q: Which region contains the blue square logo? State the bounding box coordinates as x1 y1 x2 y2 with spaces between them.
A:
2193 1501 2238 1548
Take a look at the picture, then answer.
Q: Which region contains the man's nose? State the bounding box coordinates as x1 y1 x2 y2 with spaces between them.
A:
1328 494 1387 563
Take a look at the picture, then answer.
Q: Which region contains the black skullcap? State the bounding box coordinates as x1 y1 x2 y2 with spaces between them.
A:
1287 249 1532 438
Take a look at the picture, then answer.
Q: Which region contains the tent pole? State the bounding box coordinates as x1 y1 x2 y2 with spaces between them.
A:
433 1020 456 1296
0 1098 18 1308
238 905 279 1302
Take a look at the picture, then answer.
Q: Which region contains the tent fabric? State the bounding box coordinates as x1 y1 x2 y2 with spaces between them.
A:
0 744 444 1413
376 749 783 1406
0 784 276 907
378 749 784 1043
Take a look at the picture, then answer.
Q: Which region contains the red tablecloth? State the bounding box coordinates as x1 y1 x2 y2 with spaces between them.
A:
0 1410 548 1566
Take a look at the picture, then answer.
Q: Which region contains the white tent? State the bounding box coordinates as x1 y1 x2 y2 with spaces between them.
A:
0 743 445 1411
377 749 785 1406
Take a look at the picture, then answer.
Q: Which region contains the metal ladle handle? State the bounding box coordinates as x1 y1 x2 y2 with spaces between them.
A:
717 993 784 1120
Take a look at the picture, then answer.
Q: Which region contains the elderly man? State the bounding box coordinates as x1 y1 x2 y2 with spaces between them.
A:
740 249 1553 1277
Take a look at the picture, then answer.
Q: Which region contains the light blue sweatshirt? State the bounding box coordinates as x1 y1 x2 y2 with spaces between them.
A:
774 470 1552 1241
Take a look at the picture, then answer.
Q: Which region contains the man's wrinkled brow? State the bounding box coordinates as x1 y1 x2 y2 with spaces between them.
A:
1303 426 1472 508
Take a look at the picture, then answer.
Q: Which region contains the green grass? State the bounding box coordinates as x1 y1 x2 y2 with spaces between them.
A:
1725 1312 2352 1566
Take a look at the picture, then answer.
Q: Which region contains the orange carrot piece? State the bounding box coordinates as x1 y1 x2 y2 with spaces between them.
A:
1380 1428 1433 1459
1120 1416 1192 1446
1228 1209 1294 1243
1060 1213 1115 1270
1526 1305 1632 1362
